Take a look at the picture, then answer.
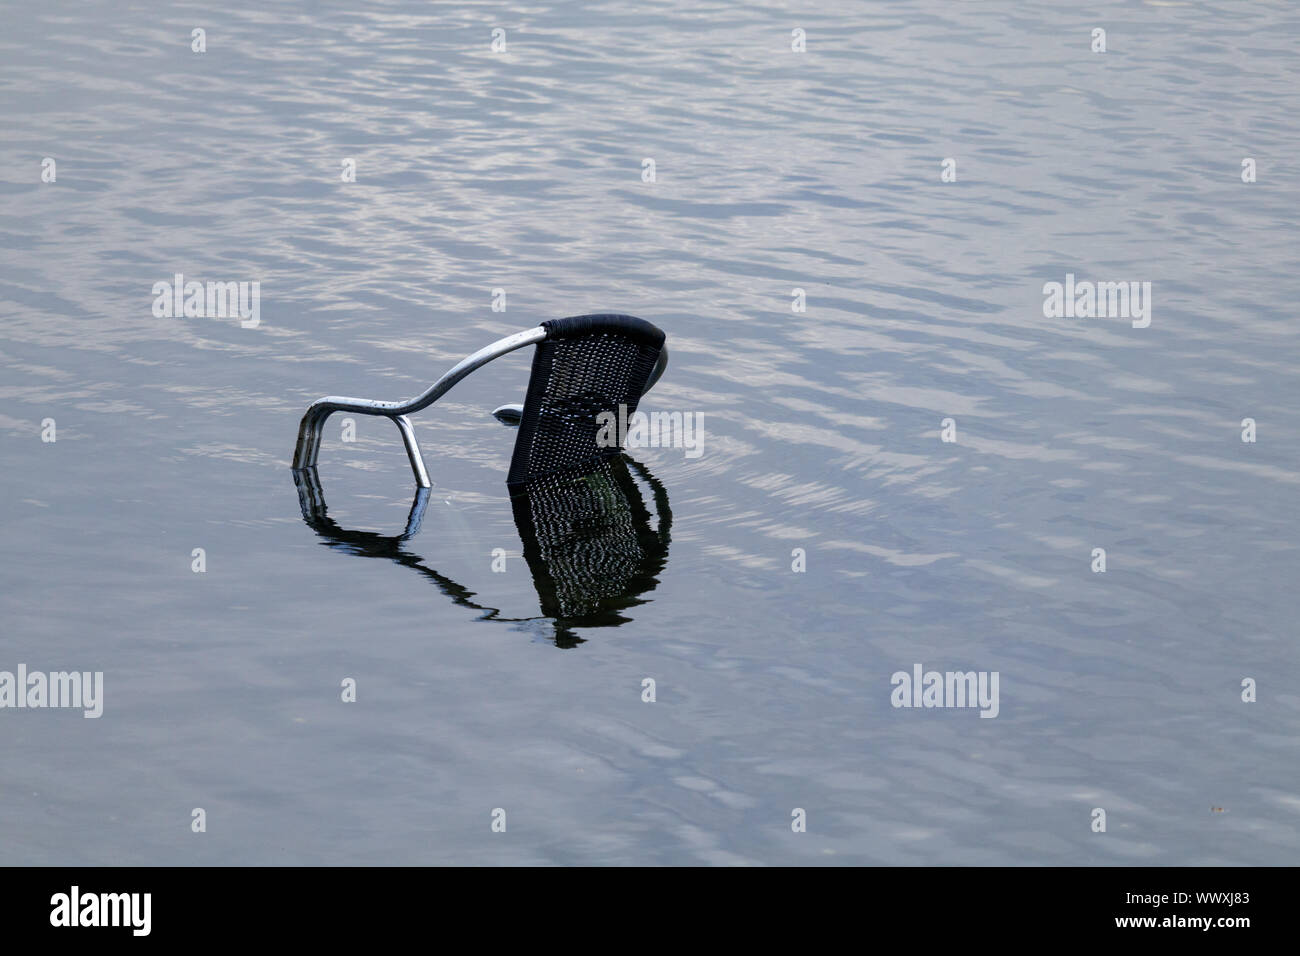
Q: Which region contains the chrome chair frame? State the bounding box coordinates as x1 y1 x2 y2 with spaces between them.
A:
291 325 668 488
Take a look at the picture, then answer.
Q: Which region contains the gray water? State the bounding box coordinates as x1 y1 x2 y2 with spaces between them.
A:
2 0 1298 865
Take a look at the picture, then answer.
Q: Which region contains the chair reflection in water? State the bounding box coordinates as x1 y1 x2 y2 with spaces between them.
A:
293 454 670 646
290 314 672 645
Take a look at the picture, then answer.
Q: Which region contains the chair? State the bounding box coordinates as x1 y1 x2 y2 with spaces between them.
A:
292 314 668 491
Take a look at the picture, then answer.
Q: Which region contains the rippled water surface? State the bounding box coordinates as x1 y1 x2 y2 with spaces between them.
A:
2 0 1299 864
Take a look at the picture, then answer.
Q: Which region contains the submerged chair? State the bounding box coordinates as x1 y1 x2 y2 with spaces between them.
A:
292 314 668 491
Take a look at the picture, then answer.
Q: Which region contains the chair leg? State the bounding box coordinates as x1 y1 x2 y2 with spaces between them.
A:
392 415 431 488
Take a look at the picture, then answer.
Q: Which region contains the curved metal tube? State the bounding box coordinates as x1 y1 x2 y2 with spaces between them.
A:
291 326 547 486
392 415 430 489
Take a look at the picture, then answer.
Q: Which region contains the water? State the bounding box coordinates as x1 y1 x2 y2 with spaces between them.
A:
2 0 1298 865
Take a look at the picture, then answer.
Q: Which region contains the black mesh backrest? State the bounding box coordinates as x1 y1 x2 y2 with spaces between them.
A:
506 314 666 490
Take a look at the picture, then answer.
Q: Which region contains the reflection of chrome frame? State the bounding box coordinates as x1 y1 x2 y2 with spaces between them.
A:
293 466 431 538
291 325 669 489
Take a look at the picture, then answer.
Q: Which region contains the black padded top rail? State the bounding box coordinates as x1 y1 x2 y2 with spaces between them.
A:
506 313 666 489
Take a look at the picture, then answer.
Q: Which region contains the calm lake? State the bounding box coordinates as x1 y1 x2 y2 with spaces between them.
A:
2 0 1298 864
